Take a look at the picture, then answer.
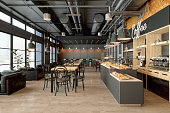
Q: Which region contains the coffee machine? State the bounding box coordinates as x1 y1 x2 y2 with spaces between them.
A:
137 56 146 67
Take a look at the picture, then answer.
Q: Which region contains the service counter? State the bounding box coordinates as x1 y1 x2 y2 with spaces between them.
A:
100 64 144 105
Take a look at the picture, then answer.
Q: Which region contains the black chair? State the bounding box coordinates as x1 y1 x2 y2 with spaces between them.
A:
43 64 54 90
95 61 100 72
72 66 85 92
54 67 69 96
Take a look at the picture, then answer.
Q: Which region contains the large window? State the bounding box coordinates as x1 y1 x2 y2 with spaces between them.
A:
36 42 42 66
0 32 11 71
53 47 56 62
36 31 42 37
12 18 25 30
27 40 35 68
26 26 35 34
13 36 25 69
50 47 53 63
0 11 11 23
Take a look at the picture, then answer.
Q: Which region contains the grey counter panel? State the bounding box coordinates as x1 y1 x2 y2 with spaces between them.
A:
100 65 144 104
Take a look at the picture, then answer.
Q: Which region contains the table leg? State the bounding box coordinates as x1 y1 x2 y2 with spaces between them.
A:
51 71 53 93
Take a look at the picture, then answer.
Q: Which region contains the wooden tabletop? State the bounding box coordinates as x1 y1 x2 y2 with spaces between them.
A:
51 66 78 71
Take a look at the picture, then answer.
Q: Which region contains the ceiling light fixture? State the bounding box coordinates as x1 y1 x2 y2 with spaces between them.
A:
105 13 112 20
105 31 112 46
61 32 66 36
117 19 131 41
98 32 102 36
43 13 51 21
105 6 112 20
110 25 120 44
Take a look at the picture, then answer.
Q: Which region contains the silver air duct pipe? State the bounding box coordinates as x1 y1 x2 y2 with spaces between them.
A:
75 1 82 32
59 14 73 35
100 0 125 33
91 14 104 35
67 1 79 33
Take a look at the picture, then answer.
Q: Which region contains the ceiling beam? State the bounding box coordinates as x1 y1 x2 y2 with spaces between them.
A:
7 4 110 8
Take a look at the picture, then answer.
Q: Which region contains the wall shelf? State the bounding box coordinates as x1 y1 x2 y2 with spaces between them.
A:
136 45 147 49
123 49 133 52
151 40 169 46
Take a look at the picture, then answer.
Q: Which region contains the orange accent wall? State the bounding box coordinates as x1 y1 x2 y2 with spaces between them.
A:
126 0 170 29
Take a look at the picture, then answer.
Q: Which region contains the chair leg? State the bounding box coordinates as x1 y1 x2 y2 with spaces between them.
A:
72 79 75 91
82 79 84 91
55 83 59 96
69 76 71 87
65 82 67 96
53 80 55 91
43 79 46 90
67 81 69 92
46 79 48 87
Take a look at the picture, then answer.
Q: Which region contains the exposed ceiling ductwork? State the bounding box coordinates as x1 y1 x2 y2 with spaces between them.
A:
75 1 82 33
59 14 73 35
100 0 126 33
67 1 79 33
0 0 147 37
91 14 104 35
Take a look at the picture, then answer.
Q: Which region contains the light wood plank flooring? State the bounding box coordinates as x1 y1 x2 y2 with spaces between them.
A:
0 67 170 113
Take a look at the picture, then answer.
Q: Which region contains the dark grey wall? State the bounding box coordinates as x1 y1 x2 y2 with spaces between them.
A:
60 44 105 59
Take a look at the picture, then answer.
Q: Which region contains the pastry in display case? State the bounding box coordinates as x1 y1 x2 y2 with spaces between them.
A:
111 72 132 80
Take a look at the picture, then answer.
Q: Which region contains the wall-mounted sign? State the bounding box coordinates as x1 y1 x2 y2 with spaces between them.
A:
132 21 147 39
129 6 169 40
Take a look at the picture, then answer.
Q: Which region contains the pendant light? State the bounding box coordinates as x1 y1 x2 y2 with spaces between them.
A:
106 31 111 46
28 34 35 50
98 32 102 36
61 32 66 36
117 20 131 41
110 25 120 44
105 13 112 20
105 6 112 20
45 42 50 53
43 8 51 21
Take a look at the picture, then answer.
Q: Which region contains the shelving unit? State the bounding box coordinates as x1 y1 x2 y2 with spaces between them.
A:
133 25 170 101
133 34 146 70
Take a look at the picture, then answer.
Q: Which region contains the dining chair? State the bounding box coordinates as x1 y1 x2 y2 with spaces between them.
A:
72 66 85 92
43 64 55 90
96 61 100 72
54 67 69 96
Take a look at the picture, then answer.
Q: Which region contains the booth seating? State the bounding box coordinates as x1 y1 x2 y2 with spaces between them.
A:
19 65 44 81
0 71 26 95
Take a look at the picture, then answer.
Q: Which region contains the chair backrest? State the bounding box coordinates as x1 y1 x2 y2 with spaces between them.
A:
54 66 67 78
44 64 51 74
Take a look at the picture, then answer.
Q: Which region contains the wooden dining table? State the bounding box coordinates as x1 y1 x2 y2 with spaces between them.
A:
50 66 79 93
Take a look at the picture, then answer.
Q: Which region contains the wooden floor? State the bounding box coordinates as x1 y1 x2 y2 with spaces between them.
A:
0 67 170 113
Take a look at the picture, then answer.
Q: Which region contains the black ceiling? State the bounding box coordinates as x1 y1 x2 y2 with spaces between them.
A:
0 0 147 44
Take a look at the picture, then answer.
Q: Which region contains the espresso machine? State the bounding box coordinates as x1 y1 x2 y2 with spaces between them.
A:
150 57 169 70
